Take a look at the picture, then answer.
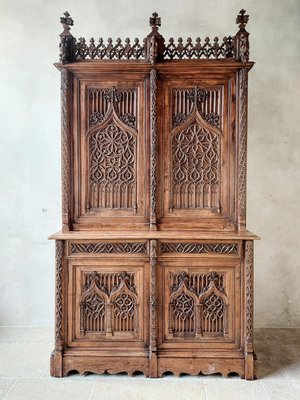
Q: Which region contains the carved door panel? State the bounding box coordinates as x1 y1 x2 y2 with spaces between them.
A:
72 76 148 230
158 256 241 350
66 242 148 348
157 77 237 230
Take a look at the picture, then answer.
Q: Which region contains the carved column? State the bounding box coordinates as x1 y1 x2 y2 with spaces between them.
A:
50 240 65 377
237 68 248 230
244 240 255 379
149 239 158 377
61 69 72 231
150 69 158 230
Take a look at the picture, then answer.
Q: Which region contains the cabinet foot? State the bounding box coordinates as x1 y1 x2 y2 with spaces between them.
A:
50 350 63 377
149 353 158 378
245 352 255 380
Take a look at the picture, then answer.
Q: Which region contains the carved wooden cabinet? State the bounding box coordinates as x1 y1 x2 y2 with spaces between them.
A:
50 10 259 379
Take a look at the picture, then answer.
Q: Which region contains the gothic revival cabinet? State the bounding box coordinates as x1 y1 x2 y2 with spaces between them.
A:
50 10 259 379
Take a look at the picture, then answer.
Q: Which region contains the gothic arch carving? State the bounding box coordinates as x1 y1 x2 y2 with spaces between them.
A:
110 272 139 333
170 106 221 211
199 273 229 335
86 101 137 212
169 272 199 336
80 273 109 335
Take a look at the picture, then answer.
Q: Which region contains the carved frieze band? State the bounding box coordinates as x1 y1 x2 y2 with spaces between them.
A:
245 241 254 351
150 69 157 229
149 240 158 354
70 242 147 255
61 69 71 230
161 242 238 255
55 241 64 349
238 68 248 230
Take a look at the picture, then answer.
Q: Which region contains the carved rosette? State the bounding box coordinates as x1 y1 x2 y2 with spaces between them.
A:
149 240 158 354
61 69 72 231
238 68 248 230
150 69 157 229
245 241 254 352
55 241 64 349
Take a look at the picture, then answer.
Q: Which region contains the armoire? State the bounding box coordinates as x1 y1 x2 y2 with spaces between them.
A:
50 10 259 379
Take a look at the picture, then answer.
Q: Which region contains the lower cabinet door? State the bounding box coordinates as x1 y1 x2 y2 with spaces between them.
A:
66 257 148 348
158 258 241 349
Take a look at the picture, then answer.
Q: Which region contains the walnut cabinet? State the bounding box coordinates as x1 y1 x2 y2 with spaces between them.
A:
50 10 259 379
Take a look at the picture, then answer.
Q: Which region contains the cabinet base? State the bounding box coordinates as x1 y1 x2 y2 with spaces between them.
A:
50 352 255 380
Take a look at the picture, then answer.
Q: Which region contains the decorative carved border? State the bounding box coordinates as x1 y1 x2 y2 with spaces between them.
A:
150 69 157 230
238 68 248 230
61 69 72 231
70 242 147 255
149 239 158 377
245 240 254 352
55 241 64 349
160 242 238 255
59 11 250 64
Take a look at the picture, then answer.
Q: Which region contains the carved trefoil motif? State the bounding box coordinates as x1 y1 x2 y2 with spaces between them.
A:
80 272 139 336
87 88 138 212
168 271 228 337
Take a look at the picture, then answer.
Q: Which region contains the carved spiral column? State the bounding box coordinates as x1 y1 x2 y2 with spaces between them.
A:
149 239 158 377
51 240 65 377
61 69 72 231
237 68 248 230
150 69 158 230
244 240 254 379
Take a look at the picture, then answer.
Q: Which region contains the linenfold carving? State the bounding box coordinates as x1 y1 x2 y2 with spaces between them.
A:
80 272 139 335
59 11 251 63
168 271 228 337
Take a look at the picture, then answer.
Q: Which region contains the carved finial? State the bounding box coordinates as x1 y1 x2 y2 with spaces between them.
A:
236 9 249 31
149 12 161 33
60 11 74 36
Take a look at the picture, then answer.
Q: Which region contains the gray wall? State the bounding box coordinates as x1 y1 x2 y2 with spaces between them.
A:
0 0 299 327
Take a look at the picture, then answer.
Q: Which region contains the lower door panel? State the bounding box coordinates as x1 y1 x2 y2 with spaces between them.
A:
158 258 241 350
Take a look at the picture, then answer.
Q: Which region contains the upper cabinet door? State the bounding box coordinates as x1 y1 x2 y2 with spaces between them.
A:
72 74 149 230
158 73 237 231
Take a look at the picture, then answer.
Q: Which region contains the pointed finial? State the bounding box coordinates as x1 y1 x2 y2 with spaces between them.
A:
236 9 249 31
60 11 74 36
149 12 161 33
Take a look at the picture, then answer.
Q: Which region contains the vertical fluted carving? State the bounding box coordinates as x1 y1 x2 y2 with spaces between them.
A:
61 69 72 231
150 69 157 230
238 68 248 230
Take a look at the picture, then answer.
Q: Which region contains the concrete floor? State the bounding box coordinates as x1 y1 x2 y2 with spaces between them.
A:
0 328 299 399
